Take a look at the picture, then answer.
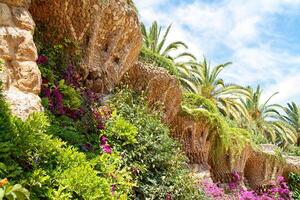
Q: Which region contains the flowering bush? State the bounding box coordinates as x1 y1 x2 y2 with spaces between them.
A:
107 89 206 200
41 80 83 119
200 174 292 200
201 179 227 199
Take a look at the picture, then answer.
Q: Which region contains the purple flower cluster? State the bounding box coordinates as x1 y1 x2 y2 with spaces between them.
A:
41 82 83 119
228 172 241 190
239 176 291 200
93 106 111 130
201 175 291 200
82 89 102 106
36 55 48 65
100 135 112 154
202 179 226 199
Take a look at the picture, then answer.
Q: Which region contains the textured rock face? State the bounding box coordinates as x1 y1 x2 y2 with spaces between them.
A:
171 113 250 183
0 0 42 119
245 145 300 188
30 0 142 93
171 113 300 186
0 0 30 8
122 62 182 123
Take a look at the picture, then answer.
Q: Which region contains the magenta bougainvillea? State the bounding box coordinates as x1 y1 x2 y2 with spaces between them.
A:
100 135 112 154
201 173 291 200
36 55 48 65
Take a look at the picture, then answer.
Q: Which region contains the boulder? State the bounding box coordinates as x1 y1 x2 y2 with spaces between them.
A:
0 1 42 119
30 0 142 93
122 62 182 123
245 144 300 188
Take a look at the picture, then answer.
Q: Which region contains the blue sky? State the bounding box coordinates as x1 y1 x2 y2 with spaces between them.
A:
136 0 300 105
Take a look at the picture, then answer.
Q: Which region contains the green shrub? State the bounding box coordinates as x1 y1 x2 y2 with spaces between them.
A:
106 89 205 200
181 93 253 164
0 94 133 199
46 113 85 146
288 172 300 199
139 47 179 77
0 183 30 200
57 80 82 109
103 112 138 147
285 145 300 156
183 93 218 113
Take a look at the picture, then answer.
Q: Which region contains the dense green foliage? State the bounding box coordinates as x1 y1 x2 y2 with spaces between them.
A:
0 93 132 199
106 89 205 199
179 57 249 122
141 21 195 61
181 93 252 164
277 102 300 146
139 47 179 76
288 172 300 199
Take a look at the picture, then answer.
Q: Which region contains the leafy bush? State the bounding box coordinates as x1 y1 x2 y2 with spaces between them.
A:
106 89 205 200
103 112 138 147
183 93 218 113
285 145 300 156
288 172 300 199
139 47 179 76
0 181 30 200
181 93 253 164
41 80 82 117
57 80 82 109
0 93 133 199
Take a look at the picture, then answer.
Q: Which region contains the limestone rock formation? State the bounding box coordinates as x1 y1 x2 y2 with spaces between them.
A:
0 0 30 8
122 62 182 123
172 110 300 187
245 144 300 188
0 0 42 119
30 0 142 94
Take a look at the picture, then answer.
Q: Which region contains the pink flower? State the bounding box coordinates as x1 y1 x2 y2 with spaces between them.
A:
100 136 108 145
101 144 112 154
240 191 257 200
277 176 285 183
228 182 237 190
111 184 116 196
37 55 48 65
165 193 172 200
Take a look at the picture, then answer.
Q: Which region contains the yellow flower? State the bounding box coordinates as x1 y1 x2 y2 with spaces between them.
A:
0 178 8 187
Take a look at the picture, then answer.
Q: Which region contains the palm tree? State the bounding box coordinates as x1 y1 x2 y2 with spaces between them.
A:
179 57 249 121
140 21 195 61
277 102 300 146
241 86 297 146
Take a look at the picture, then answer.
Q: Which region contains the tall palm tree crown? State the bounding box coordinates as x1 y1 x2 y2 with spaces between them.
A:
241 86 297 146
140 21 195 61
278 102 300 145
179 57 249 120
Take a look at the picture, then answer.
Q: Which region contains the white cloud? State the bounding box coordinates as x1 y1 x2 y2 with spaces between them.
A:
264 73 300 104
136 0 300 104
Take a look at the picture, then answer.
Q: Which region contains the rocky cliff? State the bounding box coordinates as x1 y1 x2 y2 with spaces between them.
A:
30 0 142 94
0 0 299 191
